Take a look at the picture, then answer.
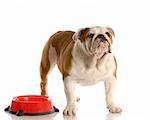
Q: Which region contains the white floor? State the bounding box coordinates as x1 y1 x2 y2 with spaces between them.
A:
0 99 149 120
0 66 149 120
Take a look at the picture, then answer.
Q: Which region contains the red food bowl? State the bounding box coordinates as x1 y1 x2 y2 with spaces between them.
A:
4 95 59 116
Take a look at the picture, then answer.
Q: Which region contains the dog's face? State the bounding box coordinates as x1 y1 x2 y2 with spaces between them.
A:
73 26 115 57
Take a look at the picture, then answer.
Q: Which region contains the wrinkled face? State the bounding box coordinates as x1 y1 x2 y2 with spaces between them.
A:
73 26 115 57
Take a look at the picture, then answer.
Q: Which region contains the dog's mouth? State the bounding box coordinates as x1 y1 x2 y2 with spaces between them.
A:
90 40 110 56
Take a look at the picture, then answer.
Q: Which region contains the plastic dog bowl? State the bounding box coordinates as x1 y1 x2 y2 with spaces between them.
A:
4 95 59 116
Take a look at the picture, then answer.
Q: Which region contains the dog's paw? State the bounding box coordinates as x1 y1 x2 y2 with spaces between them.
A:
63 104 77 116
107 104 122 113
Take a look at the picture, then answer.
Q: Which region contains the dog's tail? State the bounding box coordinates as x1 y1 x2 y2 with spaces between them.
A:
40 41 50 96
40 37 57 95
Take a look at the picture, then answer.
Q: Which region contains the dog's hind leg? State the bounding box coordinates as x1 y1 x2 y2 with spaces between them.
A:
40 41 57 96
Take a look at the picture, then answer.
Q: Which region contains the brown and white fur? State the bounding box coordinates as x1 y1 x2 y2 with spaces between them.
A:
40 26 122 116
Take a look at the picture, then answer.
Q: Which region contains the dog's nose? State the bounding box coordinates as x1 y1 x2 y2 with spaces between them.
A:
97 34 107 42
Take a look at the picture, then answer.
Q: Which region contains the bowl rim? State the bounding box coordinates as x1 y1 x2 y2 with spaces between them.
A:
12 95 51 104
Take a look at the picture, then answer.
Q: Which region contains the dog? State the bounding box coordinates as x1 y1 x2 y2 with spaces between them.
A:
40 26 122 116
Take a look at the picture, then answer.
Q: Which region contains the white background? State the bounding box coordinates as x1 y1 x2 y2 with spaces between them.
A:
0 0 149 120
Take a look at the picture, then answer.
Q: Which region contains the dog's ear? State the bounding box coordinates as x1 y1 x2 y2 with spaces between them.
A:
72 28 89 42
105 26 115 44
106 26 115 37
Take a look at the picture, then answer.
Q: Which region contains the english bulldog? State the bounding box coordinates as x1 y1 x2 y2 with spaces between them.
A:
40 26 122 116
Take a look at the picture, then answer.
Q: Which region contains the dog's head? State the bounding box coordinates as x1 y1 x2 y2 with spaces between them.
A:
73 26 115 57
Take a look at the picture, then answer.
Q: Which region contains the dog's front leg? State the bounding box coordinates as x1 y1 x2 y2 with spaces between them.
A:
63 76 77 116
104 76 122 113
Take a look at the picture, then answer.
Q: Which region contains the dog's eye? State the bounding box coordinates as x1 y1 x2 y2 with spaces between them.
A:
87 33 94 38
105 32 111 38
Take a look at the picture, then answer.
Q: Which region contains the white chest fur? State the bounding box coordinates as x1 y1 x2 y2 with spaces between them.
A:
71 66 106 86
70 45 115 86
